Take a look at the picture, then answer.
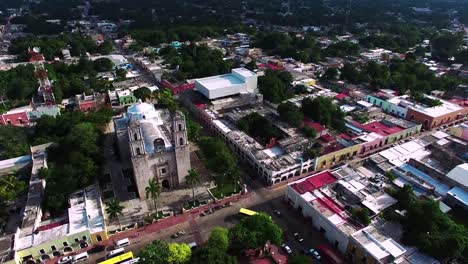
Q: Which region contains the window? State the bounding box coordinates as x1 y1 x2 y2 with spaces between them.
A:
51 245 57 251
161 168 167 174
82 236 87 241
178 123 182 131
63 242 68 247
133 133 138 141
39 249 45 254
97 235 102 242
136 147 141 155
179 138 184 146
74 238 79 243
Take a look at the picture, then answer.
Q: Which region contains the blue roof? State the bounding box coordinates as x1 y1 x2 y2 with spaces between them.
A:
447 187 468 207
399 164 450 196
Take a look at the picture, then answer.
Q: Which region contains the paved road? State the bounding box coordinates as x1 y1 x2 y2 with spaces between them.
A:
83 182 330 263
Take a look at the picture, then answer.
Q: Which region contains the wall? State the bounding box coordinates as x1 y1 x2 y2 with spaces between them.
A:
286 186 350 253
16 230 91 263
316 144 361 170
366 95 391 112
406 107 468 130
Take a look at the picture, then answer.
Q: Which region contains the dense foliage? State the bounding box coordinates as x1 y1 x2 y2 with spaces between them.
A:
0 126 30 160
45 58 113 102
253 32 321 63
301 97 345 131
191 227 237 264
34 109 112 215
237 113 283 145
9 34 112 61
0 64 37 103
229 213 282 252
258 70 293 103
160 44 235 81
277 101 304 127
387 186 468 260
198 137 239 186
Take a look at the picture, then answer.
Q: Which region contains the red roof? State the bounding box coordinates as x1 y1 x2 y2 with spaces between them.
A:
352 121 403 136
319 134 335 142
303 120 327 133
338 133 351 140
291 171 337 194
335 93 347 100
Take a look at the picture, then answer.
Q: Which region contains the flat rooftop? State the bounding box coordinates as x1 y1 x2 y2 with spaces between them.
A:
195 73 244 90
290 171 337 194
352 226 406 261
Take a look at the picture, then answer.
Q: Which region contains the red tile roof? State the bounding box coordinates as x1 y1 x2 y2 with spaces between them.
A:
319 134 335 142
335 93 347 100
291 171 337 194
352 121 403 136
303 120 327 133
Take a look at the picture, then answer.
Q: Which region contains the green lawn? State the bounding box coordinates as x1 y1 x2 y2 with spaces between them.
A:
209 183 240 199
183 200 201 210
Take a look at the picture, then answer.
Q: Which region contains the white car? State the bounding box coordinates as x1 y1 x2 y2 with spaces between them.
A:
282 244 292 255
57 256 72 264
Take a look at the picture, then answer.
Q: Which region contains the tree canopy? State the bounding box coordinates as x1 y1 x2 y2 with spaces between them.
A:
237 112 283 145
198 137 239 186
301 97 345 131
0 126 30 160
258 70 293 103
34 109 112 215
277 102 304 127
229 213 282 252
140 240 191 264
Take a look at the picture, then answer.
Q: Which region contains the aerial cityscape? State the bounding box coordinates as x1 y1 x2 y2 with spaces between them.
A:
0 0 467 264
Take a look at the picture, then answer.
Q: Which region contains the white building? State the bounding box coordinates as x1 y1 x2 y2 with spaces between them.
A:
195 68 258 99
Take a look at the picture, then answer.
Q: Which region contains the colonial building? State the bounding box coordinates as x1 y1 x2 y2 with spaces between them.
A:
114 102 191 199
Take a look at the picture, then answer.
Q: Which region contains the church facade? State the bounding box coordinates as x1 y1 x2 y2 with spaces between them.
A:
114 102 191 199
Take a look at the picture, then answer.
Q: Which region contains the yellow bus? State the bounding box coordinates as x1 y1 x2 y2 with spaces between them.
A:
239 208 258 216
98 252 134 264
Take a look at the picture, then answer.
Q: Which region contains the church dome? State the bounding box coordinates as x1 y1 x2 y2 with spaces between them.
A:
127 102 158 120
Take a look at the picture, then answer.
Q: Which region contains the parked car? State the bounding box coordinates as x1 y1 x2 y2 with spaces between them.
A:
309 248 322 261
171 230 186 238
293 232 304 242
273 210 281 217
282 244 293 255
57 256 72 264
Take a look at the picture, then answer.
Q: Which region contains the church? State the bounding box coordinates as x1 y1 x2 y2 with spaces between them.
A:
114 102 191 199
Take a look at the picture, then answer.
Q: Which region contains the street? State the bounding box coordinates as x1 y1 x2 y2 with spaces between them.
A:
84 181 331 263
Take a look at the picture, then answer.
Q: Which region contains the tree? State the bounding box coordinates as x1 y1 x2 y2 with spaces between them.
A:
289 255 310 264
139 240 170 264
258 70 292 103
93 58 114 72
145 178 161 212
303 126 317 138
0 126 29 160
0 174 27 202
191 245 237 264
167 243 191 264
134 87 152 101
277 102 303 127
229 213 282 252
105 199 124 223
431 33 463 60
115 68 127 79
245 59 257 71
340 64 360 84
97 40 114 55
323 68 338 81
208 227 230 252
351 208 371 226
185 168 200 202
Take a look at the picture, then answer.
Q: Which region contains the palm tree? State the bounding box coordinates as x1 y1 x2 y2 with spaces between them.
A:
185 168 200 202
105 199 124 226
145 178 161 213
